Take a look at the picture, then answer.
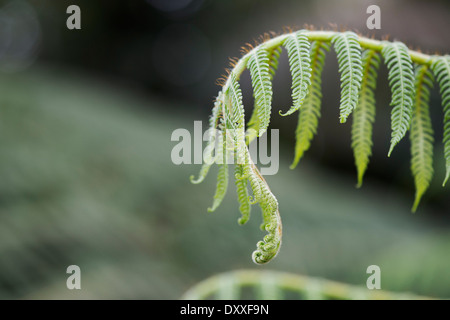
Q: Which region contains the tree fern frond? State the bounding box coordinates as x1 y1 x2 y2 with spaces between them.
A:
291 41 330 169
279 31 312 116
381 42 415 156
247 48 273 136
190 92 223 184
234 164 251 224
431 56 450 186
410 65 434 212
189 29 449 264
331 31 363 123
351 50 381 187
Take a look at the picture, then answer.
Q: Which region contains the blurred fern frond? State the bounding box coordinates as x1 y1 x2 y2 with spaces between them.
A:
181 270 435 300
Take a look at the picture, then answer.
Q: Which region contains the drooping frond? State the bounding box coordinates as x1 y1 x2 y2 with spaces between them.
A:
208 133 229 212
279 31 312 116
381 42 415 156
331 31 363 123
247 48 273 136
291 41 330 169
190 92 223 184
431 55 450 186
351 49 381 187
410 65 435 212
234 164 251 225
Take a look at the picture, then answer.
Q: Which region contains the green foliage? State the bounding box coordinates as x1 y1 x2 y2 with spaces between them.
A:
208 141 229 213
225 73 245 130
247 48 273 135
191 29 449 264
291 41 330 168
410 65 434 212
247 47 282 137
234 164 251 225
381 42 415 156
351 49 380 187
243 160 281 264
280 30 312 116
431 56 450 186
332 32 363 123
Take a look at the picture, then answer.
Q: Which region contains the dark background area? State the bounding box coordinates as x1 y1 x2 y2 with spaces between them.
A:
0 0 449 299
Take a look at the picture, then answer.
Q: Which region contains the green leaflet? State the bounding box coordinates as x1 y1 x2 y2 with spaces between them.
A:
208 133 229 212
332 31 363 123
247 46 282 139
234 164 251 225
381 42 415 157
226 73 245 130
291 41 330 169
280 31 312 116
247 48 273 136
351 50 380 187
267 46 282 80
190 92 223 184
431 56 450 186
410 65 434 212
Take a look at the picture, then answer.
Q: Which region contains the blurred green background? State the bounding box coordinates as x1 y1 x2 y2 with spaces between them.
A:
0 0 449 299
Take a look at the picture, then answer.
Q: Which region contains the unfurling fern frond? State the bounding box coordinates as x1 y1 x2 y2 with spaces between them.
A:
291 41 330 168
247 48 273 136
431 56 450 186
248 164 281 264
381 42 415 156
279 30 312 116
351 49 380 187
241 149 282 264
332 31 363 123
190 28 449 265
410 65 434 212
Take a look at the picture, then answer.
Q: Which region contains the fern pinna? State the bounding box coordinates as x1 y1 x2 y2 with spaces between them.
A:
190 29 450 264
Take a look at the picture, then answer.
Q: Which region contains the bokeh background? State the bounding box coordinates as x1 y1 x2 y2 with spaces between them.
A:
0 0 449 299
